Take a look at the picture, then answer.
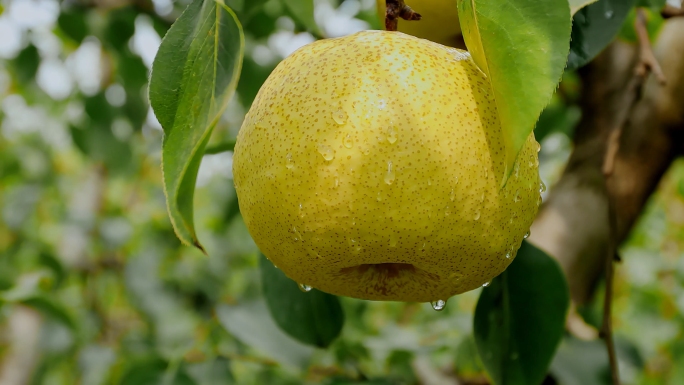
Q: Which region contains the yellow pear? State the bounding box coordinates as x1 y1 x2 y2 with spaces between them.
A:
375 0 462 47
232 31 541 303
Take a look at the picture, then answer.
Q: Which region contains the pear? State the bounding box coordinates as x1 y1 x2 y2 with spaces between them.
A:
232 31 541 302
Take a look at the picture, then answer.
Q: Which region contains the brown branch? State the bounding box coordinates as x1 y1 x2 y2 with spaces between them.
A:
385 0 422 31
599 8 669 385
662 4 684 18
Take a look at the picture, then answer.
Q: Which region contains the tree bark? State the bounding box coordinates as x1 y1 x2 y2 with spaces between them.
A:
528 18 684 305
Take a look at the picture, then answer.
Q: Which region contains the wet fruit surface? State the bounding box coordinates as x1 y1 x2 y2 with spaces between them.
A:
233 31 541 302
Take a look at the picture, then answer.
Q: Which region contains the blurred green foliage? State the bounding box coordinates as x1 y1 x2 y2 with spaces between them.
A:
1 0 684 384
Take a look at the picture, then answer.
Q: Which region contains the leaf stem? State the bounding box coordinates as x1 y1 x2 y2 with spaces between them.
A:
384 0 422 31
204 139 236 155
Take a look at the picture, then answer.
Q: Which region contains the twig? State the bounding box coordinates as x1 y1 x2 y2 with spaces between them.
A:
634 9 667 85
599 8 668 385
385 0 421 31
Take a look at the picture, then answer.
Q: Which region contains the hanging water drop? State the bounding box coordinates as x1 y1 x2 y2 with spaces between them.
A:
377 191 382 201
524 230 530 239
332 108 348 125
474 210 481 220
384 161 395 185
298 283 312 292
317 144 335 161
298 203 305 218
482 281 491 287
450 188 456 201
286 153 294 169
430 299 446 311
514 189 521 202
539 181 547 193
386 126 397 144
536 142 541 153
505 251 512 259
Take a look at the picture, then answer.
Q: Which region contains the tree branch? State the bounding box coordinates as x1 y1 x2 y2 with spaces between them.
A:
599 8 668 385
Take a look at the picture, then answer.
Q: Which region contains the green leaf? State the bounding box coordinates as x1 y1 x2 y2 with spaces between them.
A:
457 0 571 184
281 0 320 35
119 358 197 385
149 0 244 251
569 0 600 14
566 0 636 70
637 0 666 10
474 241 569 385
216 301 314 368
326 380 398 385
259 254 344 348
21 296 77 331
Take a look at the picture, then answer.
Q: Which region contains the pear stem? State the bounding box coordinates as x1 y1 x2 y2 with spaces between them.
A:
385 0 422 31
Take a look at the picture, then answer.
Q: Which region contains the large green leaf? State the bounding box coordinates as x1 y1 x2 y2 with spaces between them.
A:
474 241 569 385
457 0 571 184
566 0 636 70
259 254 344 348
149 0 244 251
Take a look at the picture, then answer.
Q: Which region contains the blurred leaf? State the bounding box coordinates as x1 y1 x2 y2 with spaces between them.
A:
58 7 89 43
237 57 275 107
534 97 581 142
70 122 133 173
549 337 610 385
119 358 197 385
457 0 571 183
259 254 344 348
105 8 138 51
185 358 235 385
455 335 486 379
216 301 314 368
282 0 320 35
474 241 569 385
566 0 636 70
38 251 66 288
637 0 666 10
21 296 77 331
10 44 39 85
326 379 398 385
149 0 244 251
